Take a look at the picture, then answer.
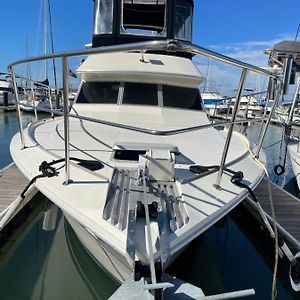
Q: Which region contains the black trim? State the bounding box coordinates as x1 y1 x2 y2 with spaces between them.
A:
92 0 194 54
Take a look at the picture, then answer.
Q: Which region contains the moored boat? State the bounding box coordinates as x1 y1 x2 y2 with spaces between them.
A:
8 0 279 294
0 75 15 108
201 90 228 117
265 40 300 189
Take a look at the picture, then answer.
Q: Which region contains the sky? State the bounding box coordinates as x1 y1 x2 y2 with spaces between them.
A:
0 0 299 96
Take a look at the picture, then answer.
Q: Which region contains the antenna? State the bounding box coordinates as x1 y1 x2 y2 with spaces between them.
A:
295 23 300 41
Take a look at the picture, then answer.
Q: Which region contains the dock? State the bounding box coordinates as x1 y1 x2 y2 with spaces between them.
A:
0 105 16 112
208 113 283 127
249 177 300 250
0 163 37 228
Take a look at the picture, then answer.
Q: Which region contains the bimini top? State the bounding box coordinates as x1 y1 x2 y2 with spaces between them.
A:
273 40 300 55
266 40 300 66
76 52 203 88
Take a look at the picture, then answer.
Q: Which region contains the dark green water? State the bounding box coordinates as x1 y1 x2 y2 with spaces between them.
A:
1 111 300 299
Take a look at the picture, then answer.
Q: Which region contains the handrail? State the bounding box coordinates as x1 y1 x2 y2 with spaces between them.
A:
176 41 276 77
8 40 277 79
20 102 270 136
9 39 278 184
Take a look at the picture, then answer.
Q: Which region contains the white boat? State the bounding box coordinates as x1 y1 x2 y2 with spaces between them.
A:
274 102 300 125
228 94 263 118
0 77 15 107
201 60 227 117
266 41 300 193
19 90 58 113
10 51 269 283
8 0 277 294
201 90 227 117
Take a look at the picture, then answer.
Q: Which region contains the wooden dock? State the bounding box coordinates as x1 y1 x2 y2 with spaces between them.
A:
0 105 16 112
249 177 300 249
0 163 37 227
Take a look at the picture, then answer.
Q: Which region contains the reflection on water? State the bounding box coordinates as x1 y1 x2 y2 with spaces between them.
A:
0 111 40 169
0 194 118 300
1 114 300 299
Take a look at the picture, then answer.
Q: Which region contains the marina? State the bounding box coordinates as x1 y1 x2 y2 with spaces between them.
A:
0 113 300 298
1 0 300 299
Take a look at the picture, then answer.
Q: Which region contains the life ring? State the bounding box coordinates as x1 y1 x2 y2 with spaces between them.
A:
274 164 285 176
290 252 300 292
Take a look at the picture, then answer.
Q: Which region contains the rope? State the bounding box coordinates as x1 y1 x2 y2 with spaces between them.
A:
190 165 260 203
267 180 279 299
20 157 104 198
263 139 283 150
239 129 280 298
239 130 279 298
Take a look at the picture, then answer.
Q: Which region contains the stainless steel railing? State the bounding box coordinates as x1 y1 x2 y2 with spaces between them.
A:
8 39 281 186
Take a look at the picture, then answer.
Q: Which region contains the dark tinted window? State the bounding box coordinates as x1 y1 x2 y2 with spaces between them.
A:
163 85 202 110
77 82 119 104
122 0 166 35
123 83 158 105
174 0 192 41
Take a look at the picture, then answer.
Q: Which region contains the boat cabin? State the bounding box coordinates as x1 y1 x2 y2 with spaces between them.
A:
76 52 203 110
92 0 193 47
266 40 300 94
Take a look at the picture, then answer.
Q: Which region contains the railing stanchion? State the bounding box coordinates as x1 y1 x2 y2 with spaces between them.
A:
215 68 248 187
31 83 38 120
62 56 71 185
255 82 283 158
10 66 26 149
48 87 54 118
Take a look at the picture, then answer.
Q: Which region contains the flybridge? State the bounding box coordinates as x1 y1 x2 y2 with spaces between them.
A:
92 0 193 47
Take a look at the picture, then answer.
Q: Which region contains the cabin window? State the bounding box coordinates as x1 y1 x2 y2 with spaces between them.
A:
121 0 166 36
122 82 158 105
93 0 114 34
76 81 202 110
173 0 192 41
0 87 12 92
162 85 202 110
77 82 120 104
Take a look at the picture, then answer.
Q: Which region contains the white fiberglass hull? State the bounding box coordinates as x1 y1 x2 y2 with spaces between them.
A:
10 105 266 283
64 212 132 283
275 111 300 124
288 143 300 189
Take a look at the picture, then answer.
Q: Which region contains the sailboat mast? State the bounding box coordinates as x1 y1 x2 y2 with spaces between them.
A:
203 59 211 92
25 32 31 84
48 0 57 89
44 0 48 80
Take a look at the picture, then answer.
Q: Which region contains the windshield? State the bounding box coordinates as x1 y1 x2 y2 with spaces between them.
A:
173 0 193 41
77 81 202 110
77 82 120 104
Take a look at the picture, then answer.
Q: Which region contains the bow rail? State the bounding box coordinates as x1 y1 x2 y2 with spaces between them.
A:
8 39 281 185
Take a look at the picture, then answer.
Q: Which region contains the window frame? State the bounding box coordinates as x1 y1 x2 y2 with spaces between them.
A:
120 0 168 37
